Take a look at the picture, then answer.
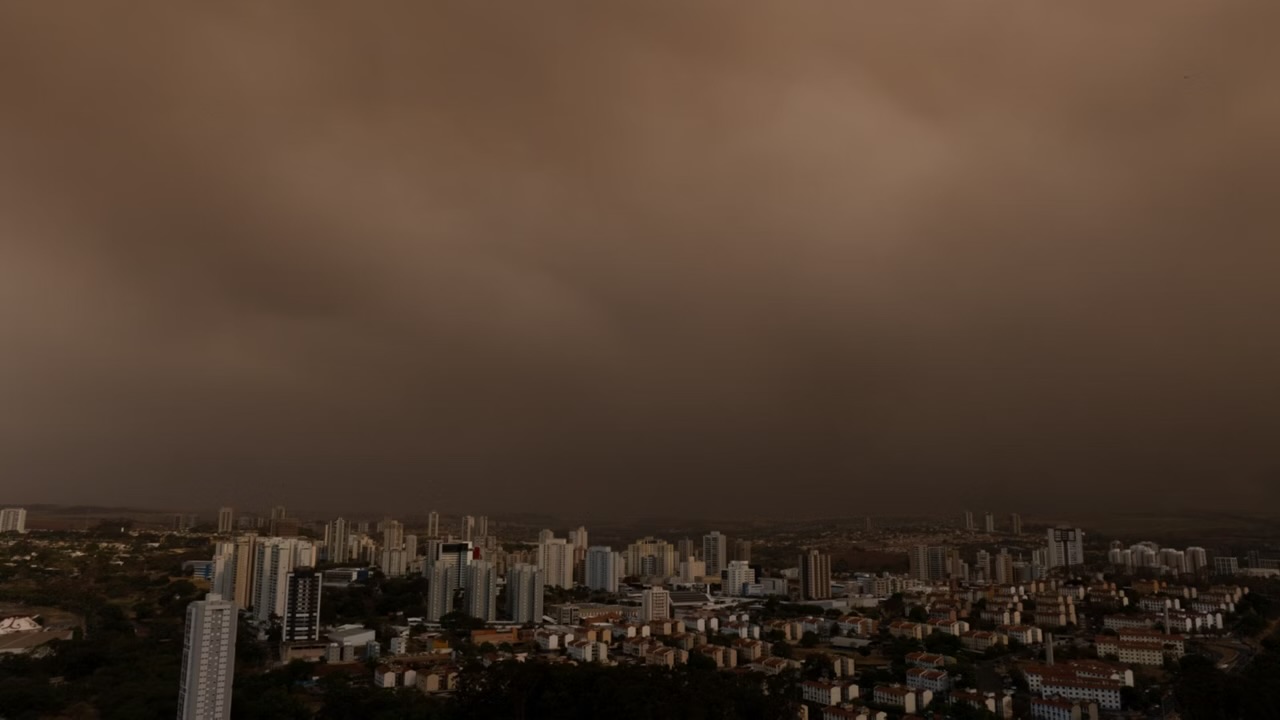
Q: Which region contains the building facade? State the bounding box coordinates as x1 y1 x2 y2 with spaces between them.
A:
177 593 237 720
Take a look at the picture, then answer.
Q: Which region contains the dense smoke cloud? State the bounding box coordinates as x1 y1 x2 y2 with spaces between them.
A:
1 2 1278 516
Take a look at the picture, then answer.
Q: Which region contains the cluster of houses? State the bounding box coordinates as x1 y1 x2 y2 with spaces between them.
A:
337 571 1249 720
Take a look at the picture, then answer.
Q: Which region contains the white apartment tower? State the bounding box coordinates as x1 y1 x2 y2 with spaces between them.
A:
0 508 28 534
1010 512 1023 535
702 531 728 579
984 512 996 534
427 562 458 622
434 540 474 589
177 593 237 720
641 586 671 621
1047 527 1086 568
217 507 233 534
464 560 498 622
724 560 756 596
507 563 545 624
538 537 575 589
585 546 619 593
325 518 350 564
800 549 832 600
426 511 440 538
251 538 315 621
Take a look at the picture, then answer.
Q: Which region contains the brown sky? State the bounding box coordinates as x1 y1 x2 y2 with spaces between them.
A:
1 3 1278 517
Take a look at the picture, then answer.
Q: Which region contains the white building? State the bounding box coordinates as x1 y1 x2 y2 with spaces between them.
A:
641 586 671 622
679 557 706 584
703 531 727 579
724 560 756 596
251 538 315 621
873 685 929 715
177 594 237 720
217 507 233 534
801 681 852 706
586 546 620 593
1038 678 1122 711
464 560 498 622
426 561 458 622
538 537 575 589
906 668 951 694
1031 697 1097 720
566 639 609 663
0 508 27 534
507 563 545 624
1047 528 1085 568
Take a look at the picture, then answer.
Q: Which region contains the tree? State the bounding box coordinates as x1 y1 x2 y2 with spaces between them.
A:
773 641 793 659
799 631 819 648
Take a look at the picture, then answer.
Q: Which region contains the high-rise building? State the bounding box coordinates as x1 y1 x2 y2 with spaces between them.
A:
233 536 257 610
984 512 996 534
677 538 697 562
1046 527 1085 568
679 557 706 584
730 539 753 564
909 545 951 582
270 506 287 520
426 562 458 621
476 516 488 539
909 545 929 581
799 550 832 600
724 560 755 596
382 520 404 549
251 538 315 621
212 551 236 601
1214 556 1239 576
325 518 350 564
994 549 1014 585
1010 513 1023 536
214 535 258 610
461 516 475 542
569 526 589 549
217 507 234 534
641 586 671 621
283 568 322 642
1186 547 1208 574
626 537 678 580
506 563 544 624
380 520 408 577
177 593 237 720
538 537 574 589
0 508 27 534
702 532 727 579
380 549 406 577
464 560 498 622
174 514 197 533
436 541 474 589
975 550 992 581
964 511 975 532
585 546 619 593
426 511 440 538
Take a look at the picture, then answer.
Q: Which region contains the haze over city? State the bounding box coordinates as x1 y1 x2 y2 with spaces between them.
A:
2 2 1279 517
